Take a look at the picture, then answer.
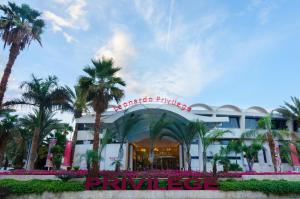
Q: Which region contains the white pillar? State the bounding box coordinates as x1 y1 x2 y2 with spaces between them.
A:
198 135 203 171
124 142 129 170
240 114 246 131
287 119 294 132
179 145 183 170
129 145 133 171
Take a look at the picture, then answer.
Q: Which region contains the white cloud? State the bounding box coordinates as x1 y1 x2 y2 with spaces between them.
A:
53 0 70 4
63 32 76 43
43 0 88 42
43 11 72 30
94 28 136 69
94 29 137 94
247 0 276 25
124 45 222 98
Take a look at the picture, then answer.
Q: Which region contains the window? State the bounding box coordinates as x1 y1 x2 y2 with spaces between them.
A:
76 140 93 145
245 117 260 129
217 116 240 128
262 148 267 163
272 119 287 130
78 123 95 131
219 139 230 145
294 120 299 132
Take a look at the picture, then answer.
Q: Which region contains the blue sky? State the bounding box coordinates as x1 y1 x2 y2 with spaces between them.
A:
1 0 300 122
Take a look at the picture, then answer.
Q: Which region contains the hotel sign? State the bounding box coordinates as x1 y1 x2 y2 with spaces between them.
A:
85 177 218 190
112 96 192 113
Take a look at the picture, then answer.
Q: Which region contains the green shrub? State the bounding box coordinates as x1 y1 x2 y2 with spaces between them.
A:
220 179 300 196
0 179 84 195
228 163 243 171
73 166 80 171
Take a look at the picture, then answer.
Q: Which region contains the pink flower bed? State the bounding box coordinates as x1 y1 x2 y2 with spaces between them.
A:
1 170 300 178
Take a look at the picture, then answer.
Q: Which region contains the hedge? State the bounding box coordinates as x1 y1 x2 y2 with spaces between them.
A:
1 179 300 196
219 179 300 196
0 179 84 195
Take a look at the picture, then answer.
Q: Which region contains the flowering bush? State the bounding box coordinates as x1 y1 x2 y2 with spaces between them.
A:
1 169 300 178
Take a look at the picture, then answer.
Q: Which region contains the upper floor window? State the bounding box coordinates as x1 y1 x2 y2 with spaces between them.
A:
272 119 287 130
217 115 240 128
78 123 95 131
245 117 260 129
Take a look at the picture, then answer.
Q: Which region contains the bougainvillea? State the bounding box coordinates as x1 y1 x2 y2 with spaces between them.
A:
1 170 300 178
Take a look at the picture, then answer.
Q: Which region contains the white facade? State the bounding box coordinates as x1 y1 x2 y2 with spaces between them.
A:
73 102 297 172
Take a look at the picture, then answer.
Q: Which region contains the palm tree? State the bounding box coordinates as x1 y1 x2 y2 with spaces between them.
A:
0 111 18 167
190 120 229 173
242 140 264 172
79 58 125 177
148 113 169 170
242 115 290 172
5 75 72 169
0 2 45 107
68 86 87 165
162 122 198 171
114 112 141 171
227 139 243 165
277 97 300 131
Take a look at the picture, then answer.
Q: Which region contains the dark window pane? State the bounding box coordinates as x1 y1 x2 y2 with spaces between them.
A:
272 119 287 130
77 123 95 131
262 149 267 163
245 117 260 129
217 116 240 128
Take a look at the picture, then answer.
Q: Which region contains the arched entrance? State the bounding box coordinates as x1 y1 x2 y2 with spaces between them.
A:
108 107 189 171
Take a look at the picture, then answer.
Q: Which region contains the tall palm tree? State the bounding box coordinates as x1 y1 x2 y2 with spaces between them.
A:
67 86 87 165
115 112 141 171
0 2 45 107
5 75 72 169
242 114 290 172
79 58 125 177
277 96 300 131
191 120 229 173
162 121 198 171
148 113 169 170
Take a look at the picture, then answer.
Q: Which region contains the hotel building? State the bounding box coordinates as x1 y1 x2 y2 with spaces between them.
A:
72 99 299 172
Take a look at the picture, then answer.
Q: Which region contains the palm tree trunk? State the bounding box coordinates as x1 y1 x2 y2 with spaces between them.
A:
203 150 207 173
70 123 79 166
186 148 191 171
267 132 277 172
89 112 101 177
246 158 252 171
28 127 40 169
0 44 20 108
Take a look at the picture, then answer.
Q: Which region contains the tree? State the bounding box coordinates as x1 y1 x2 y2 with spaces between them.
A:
242 138 264 172
242 115 290 172
5 75 72 169
79 58 125 177
162 121 198 171
20 109 69 169
0 2 45 107
114 112 141 171
190 120 229 173
148 113 169 170
277 97 300 131
226 139 243 165
68 86 87 165
79 129 113 170
0 111 18 167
